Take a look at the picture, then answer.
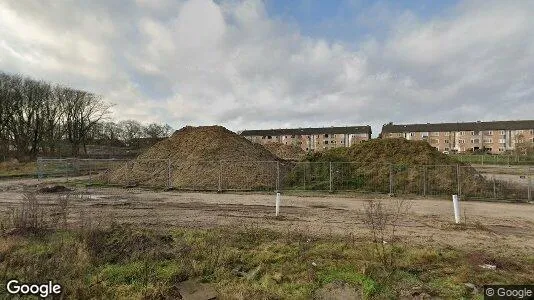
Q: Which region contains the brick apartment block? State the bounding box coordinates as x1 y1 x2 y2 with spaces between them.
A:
240 126 372 152
381 120 534 154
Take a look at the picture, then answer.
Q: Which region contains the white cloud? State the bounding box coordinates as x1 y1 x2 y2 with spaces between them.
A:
0 0 533 135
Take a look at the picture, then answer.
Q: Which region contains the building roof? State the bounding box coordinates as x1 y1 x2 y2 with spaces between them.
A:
241 126 372 136
382 120 534 133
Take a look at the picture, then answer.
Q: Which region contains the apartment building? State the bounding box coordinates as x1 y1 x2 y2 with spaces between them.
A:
241 126 372 152
381 120 534 154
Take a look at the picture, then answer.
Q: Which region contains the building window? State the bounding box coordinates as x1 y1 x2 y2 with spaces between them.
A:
500 130 505 135
324 134 329 138
459 131 465 136
499 139 506 144
267 136 272 139
324 141 328 144
530 130 534 135
445 147 450 151
459 140 465 144
430 132 439 136
445 140 450 144
499 148 505 152
430 139 439 144
471 139 480 143
486 131 493 135
409 133 414 137
483 139 493 143
444 132 450 136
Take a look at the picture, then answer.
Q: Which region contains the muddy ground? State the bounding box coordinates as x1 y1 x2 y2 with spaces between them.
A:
1 176 534 256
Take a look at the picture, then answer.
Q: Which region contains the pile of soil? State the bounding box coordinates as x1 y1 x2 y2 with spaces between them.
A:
294 138 488 195
262 142 306 161
104 126 286 190
38 185 72 193
306 138 458 165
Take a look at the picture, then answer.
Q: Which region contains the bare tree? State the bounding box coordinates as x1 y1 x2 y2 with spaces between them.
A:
144 123 173 139
62 88 111 156
118 120 144 148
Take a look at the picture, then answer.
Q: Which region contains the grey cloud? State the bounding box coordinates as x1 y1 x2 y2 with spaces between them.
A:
0 0 533 136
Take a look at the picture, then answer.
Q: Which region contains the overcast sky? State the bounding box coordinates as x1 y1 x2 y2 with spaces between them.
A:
1 0 533 136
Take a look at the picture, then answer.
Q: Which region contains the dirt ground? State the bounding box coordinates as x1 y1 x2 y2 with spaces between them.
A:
1 177 534 256
473 164 532 186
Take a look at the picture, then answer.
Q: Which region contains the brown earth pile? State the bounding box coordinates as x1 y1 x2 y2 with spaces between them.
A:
262 142 306 161
104 126 286 190
297 138 489 195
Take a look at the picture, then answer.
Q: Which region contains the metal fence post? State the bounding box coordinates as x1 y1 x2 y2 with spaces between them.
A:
218 161 222 192
276 161 280 192
167 158 172 189
492 176 497 199
126 160 130 186
423 165 427 197
89 161 93 185
329 162 333 193
65 159 69 182
456 164 461 196
303 163 306 190
36 157 41 181
528 167 532 202
389 164 394 194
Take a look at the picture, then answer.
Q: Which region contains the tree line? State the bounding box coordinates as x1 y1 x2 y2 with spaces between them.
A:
0 72 173 161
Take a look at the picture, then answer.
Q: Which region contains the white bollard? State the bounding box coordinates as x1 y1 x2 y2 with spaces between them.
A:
452 194 461 224
275 192 281 217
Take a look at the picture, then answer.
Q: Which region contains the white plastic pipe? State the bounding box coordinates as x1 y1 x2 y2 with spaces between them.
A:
452 194 461 224
275 192 281 216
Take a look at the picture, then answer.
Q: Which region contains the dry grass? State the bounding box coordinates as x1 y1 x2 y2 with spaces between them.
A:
0 160 36 177
0 222 532 299
0 192 532 299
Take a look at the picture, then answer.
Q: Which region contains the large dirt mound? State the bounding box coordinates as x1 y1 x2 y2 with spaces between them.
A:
262 143 306 161
105 126 285 190
305 138 457 165
286 138 490 196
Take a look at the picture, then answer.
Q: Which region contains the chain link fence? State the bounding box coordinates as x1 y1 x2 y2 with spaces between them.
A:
452 154 534 165
36 158 533 202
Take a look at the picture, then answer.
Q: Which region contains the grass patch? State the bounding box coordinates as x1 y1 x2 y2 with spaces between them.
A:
0 161 36 177
318 266 378 297
0 225 532 299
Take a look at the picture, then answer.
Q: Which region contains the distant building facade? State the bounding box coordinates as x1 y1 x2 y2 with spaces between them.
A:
381 120 534 154
241 126 372 152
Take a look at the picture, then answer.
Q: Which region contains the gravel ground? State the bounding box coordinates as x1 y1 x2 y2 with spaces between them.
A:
1 176 534 256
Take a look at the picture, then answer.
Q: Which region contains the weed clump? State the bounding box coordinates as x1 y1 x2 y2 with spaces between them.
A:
84 224 175 263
